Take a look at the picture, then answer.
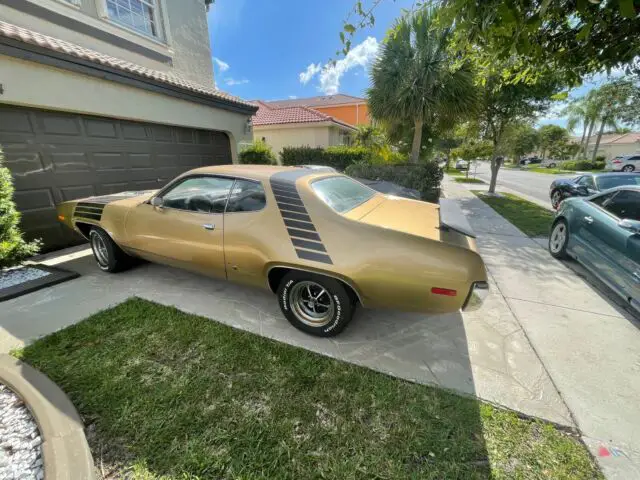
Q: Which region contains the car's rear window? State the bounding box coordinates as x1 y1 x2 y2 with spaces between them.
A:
596 175 640 191
311 176 376 213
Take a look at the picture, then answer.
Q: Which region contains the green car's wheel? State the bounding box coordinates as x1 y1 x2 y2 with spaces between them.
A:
549 219 569 259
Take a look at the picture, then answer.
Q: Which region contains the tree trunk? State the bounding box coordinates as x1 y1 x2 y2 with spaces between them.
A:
410 118 423 164
583 117 596 158
591 118 607 163
574 121 588 159
489 156 500 194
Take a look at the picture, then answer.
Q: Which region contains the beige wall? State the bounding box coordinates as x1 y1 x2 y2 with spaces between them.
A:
254 123 353 164
0 0 214 86
0 55 252 161
586 142 640 161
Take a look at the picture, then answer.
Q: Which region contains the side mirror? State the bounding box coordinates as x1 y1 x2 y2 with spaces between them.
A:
618 219 640 233
150 197 164 208
576 186 589 195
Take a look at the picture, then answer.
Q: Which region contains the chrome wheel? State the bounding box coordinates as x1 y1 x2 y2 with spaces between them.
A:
551 191 562 208
289 281 335 327
91 233 109 266
623 165 635 172
549 222 567 254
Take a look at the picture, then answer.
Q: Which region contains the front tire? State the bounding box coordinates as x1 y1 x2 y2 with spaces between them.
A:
89 227 132 273
549 219 569 259
550 190 563 209
622 165 635 172
277 271 354 337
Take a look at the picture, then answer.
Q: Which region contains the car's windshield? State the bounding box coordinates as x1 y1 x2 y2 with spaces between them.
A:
596 175 640 191
311 176 376 213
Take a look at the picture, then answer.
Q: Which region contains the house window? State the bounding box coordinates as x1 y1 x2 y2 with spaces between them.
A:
105 0 161 39
61 0 81 6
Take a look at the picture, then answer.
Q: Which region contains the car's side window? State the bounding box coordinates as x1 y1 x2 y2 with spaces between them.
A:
161 176 234 213
577 176 596 189
590 192 615 207
600 191 640 221
225 179 266 213
631 156 640 161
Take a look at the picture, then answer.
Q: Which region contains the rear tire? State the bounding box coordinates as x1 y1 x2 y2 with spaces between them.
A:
549 219 569 259
622 165 635 172
89 227 132 273
277 271 354 337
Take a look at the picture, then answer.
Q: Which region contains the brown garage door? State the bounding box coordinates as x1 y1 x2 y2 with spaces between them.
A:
0 105 231 250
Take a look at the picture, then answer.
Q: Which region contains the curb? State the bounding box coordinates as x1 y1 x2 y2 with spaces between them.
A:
0 354 95 480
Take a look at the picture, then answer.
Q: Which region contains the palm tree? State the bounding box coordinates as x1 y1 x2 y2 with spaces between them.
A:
367 8 476 164
563 98 588 159
351 125 386 151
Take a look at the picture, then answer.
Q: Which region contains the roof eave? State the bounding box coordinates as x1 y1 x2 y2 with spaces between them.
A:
0 36 258 116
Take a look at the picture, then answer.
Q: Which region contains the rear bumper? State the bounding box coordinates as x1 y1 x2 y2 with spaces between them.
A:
462 281 490 311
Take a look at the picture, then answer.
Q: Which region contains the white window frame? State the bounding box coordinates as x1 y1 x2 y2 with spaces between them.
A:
57 0 82 8
97 0 166 42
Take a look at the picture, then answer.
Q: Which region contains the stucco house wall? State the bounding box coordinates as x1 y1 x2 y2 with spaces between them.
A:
314 104 370 126
585 142 640 161
0 0 214 86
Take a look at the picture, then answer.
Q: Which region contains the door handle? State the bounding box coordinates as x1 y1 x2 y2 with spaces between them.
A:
202 224 215 231
584 216 594 224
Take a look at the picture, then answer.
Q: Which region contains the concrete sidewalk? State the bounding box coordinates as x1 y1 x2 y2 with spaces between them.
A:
445 176 640 479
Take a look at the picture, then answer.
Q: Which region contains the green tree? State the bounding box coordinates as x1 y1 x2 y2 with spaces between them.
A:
538 125 569 160
367 8 476 164
452 139 493 176
351 125 387 151
477 72 563 193
588 79 640 161
0 148 40 268
500 123 539 163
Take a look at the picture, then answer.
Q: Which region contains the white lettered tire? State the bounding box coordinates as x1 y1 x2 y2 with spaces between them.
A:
277 271 354 337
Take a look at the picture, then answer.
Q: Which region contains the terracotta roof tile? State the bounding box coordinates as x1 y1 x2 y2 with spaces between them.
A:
252 102 355 129
266 94 366 108
0 20 255 110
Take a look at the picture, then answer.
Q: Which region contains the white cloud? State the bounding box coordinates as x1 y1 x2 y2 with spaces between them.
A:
289 95 298 99
299 63 322 85
318 37 379 95
225 78 249 86
213 57 230 72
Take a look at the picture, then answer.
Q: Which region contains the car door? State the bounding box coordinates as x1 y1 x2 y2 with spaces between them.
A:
221 179 273 289
575 190 640 303
124 175 235 278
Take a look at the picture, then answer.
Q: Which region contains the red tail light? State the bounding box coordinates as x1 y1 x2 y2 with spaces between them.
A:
431 287 457 296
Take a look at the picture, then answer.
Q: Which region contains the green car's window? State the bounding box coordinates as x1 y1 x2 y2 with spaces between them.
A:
596 175 640 191
162 176 234 213
600 190 640 221
226 180 266 213
311 176 376 213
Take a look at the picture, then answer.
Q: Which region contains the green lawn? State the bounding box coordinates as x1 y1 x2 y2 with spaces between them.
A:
473 191 556 237
454 177 485 184
445 168 467 176
16 299 601 479
525 167 575 175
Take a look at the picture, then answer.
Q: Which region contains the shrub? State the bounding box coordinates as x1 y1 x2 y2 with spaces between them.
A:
595 155 606 163
281 145 371 171
345 161 443 203
239 140 276 165
0 148 40 268
562 161 577 170
563 159 600 171
594 161 605 170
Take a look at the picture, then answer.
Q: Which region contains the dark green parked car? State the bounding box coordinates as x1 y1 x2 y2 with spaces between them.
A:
549 186 640 313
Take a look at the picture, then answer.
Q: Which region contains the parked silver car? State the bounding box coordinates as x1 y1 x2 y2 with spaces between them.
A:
606 154 640 172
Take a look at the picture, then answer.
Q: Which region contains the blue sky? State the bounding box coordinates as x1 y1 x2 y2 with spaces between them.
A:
207 0 622 133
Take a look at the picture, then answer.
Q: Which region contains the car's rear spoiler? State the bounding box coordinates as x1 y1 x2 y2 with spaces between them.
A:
439 199 476 239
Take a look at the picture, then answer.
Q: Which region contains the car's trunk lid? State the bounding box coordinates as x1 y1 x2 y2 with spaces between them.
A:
345 196 476 246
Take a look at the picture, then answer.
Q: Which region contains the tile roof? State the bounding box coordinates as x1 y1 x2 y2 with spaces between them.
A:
583 133 640 145
266 94 366 108
252 102 355 129
0 20 255 110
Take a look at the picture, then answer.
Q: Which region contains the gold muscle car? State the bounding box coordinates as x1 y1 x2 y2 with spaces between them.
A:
56 165 488 336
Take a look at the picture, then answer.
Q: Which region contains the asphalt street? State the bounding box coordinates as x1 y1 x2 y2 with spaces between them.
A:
469 162 574 205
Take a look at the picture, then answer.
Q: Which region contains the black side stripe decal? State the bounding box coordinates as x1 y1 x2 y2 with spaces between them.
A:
74 202 105 221
270 176 333 265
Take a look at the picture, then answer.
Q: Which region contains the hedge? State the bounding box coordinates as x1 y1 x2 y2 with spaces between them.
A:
345 161 443 203
562 160 605 171
280 145 371 171
239 140 277 165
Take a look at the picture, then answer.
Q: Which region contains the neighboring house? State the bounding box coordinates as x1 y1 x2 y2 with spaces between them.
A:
572 132 640 160
0 0 256 250
252 102 356 162
267 94 370 126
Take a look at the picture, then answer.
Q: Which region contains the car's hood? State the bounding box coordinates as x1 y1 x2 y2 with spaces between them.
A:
352 196 442 240
551 177 578 187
